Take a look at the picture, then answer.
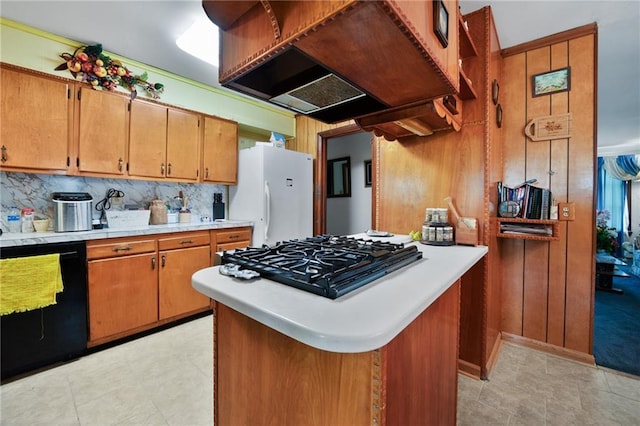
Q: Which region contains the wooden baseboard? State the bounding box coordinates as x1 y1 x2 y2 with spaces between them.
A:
87 307 212 348
458 358 481 379
501 332 596 366
484 332 503 379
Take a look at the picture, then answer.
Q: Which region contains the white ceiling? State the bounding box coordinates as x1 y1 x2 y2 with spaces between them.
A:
2 0 638 154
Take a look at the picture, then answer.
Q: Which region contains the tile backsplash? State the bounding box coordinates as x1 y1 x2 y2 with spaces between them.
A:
0 172 226 231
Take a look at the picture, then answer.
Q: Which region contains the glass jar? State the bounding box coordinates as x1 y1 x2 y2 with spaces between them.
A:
437 208 449 224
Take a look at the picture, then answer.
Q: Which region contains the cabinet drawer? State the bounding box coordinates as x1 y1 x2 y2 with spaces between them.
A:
158 231 210 251
87 238 156 260
215 228 251 244
216 241 250 252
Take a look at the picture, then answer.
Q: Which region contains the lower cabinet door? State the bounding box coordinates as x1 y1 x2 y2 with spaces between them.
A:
88 253 158 341
159 245 211 320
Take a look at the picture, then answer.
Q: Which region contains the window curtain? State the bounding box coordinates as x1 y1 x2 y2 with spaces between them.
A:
597 155 640 242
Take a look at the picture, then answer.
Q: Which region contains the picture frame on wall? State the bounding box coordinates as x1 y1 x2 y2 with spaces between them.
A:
433 0 449 48
364 160 372 187
532 67 571 97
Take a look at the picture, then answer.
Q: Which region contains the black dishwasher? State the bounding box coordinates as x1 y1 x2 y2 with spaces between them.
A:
1 241 88 380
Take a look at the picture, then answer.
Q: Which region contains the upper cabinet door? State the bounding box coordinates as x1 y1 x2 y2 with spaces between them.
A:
166 109 200 181
77 88 129 176
0 68 72 172
129 101 167 179
202 116 238 184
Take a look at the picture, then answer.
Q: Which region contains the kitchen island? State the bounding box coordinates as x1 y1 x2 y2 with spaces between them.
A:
193 237 487 425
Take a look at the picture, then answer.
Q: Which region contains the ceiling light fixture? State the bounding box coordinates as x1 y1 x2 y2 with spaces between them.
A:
176 16 219 67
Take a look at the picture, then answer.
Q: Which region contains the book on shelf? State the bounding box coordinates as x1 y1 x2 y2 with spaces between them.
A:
497 181 552 220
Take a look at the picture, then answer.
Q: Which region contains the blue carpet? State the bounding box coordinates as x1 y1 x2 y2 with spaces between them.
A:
593 262 640 377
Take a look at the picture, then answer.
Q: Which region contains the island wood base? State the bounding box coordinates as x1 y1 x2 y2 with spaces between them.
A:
213 280 461 425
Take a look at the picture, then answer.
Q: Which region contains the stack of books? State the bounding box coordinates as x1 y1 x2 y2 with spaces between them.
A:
497 181 552 220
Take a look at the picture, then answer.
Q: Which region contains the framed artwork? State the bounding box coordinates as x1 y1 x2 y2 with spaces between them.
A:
364 160 372 187
532 67 571 97
433 0 449 48
327 157 351 197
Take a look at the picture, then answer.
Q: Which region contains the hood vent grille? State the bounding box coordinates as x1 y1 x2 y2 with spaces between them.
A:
270 74 365 114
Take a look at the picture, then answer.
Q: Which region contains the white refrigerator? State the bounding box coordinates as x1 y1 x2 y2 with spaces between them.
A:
229 145 313 247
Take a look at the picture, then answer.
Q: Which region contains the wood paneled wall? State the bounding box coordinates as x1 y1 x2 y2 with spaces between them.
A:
500 25 597 356
293 7 504 378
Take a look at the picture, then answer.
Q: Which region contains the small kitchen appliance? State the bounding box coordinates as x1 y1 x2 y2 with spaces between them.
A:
221 235 422 299
51 192 92 232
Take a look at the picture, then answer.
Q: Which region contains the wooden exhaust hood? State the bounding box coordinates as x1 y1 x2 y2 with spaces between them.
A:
203 0 461 130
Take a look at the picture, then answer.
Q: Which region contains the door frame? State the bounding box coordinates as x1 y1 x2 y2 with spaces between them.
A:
315 123 375 235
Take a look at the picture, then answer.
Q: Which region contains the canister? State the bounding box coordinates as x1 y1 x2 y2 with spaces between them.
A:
52 192 93 232
149 200 168 225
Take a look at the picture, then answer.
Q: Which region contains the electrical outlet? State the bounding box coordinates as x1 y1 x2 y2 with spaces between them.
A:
558 202 575 221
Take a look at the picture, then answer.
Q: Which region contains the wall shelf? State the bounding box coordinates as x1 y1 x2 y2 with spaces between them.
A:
355 97 461 141
496 218 559 241
458 14 479 59
458 68 477 100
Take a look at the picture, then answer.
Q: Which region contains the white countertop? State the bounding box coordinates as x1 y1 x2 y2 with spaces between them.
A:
192 234 487 353
0 220 253 247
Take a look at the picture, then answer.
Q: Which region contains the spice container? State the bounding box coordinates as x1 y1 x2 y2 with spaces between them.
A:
420 206 454 246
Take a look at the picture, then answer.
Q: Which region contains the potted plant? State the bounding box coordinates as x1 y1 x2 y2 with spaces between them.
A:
596 210 618 254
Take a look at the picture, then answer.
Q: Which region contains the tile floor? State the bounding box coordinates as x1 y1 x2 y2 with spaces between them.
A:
1 315 639 425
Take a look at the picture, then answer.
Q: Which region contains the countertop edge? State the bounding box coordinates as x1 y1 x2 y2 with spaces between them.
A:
0 220 254 247
192 242 488 353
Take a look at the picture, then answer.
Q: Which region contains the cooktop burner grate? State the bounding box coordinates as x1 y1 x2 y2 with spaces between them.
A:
221 235 422 299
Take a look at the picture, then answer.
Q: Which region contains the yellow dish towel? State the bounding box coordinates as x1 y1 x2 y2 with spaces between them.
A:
0 253 64 316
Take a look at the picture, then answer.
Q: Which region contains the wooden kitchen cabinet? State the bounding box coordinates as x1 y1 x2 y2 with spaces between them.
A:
167 108 201 180
86 229 240 346
212 226 252 248
128 100 168 179
129 101 200 181
76 87 129 176
87 237 158 345
202 115 238 184
158 232 212 320
0 67 73 173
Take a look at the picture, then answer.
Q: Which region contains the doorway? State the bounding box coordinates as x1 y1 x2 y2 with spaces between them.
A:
315 124 375 236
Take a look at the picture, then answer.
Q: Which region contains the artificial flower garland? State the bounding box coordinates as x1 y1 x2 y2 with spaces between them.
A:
56 44 164 99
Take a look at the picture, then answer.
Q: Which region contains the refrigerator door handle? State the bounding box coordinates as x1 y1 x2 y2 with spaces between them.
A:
264 180 271 243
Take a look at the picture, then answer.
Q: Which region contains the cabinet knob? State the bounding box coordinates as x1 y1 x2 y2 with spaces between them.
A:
118 158 123 171
205 167 209 179
161 255 166 267
161 163 165 175
167 163 172 175
179 239 193 245
151 256 156 269
1 145 6 164
113 246 132 252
